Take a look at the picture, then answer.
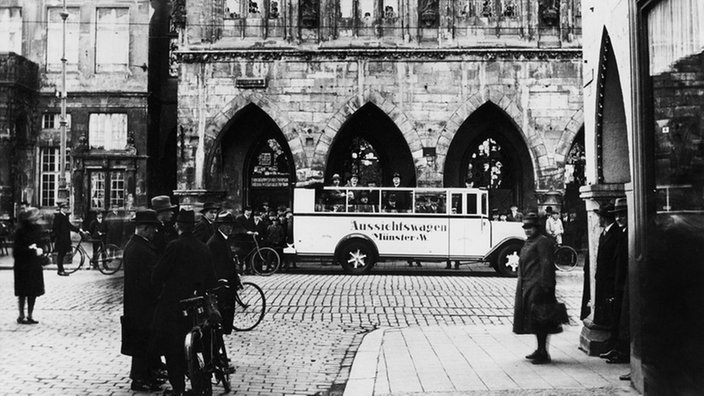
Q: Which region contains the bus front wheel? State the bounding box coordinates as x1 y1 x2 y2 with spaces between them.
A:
338 240 375 275
494 243 522 277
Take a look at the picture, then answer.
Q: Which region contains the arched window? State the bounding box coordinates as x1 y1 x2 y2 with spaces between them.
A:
465 138 507 190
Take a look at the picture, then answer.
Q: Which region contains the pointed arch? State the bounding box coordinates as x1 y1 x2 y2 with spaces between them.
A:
555 108 585 165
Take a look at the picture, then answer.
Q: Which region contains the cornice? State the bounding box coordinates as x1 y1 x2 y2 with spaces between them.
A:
175 48 583 63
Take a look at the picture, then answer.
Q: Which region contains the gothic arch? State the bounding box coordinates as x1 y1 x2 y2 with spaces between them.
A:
555 108 585 165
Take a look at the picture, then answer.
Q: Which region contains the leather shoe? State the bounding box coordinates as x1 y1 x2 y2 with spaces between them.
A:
131 380 161 392
525 350 541 360
606 354 630 364
599 349 618 360
619 372 631 381
531 354 551 365
57 271 69 276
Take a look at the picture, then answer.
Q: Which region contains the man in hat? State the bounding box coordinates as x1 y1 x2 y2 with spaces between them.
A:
235 205 256 232
151 195 177 255
193 201 220 243
545 209 564 245
391 172 401 188
51 201 83 276
593 202 620 329
507 205 524 222
601 198 631 366
121 210 163 392
330 173 342 187
207 212 241 335
151 209 216 396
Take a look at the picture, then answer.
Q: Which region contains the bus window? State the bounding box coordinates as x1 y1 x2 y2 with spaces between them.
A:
316 189 346 212
350 189 377 213
466 193 478 215
382 190 412 213
451 194 463 214
414 191 446 214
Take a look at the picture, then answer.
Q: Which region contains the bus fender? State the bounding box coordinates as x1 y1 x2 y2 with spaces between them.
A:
334 234 380 262
483 237 525 262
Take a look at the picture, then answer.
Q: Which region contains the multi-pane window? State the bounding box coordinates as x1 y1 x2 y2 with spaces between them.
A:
47 8 79 70
41 113 71 129
96 8 129 72
90 171 125 209
90 172 106 209
40 148 68 208
110 172 126 208
89 113 128 150
0 8 22 54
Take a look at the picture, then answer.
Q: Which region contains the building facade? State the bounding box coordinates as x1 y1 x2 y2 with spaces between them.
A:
168 0 584 217
0 0 151 222
581 0 704 393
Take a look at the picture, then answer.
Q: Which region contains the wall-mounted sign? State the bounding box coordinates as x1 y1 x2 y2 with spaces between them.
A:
236 77 267 89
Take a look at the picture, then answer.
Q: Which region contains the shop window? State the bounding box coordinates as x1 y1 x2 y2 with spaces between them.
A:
47 8 79 71
39 147 69 208
41 113 71 130
465 138 507 190
96 8 129 72
0 8 22 54
89 113 128 150
648 0 704 213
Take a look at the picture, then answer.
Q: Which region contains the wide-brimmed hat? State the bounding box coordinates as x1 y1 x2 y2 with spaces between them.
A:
611 198 627 213
215 212 235 224
594 202 616 217
151 195 177 212
522 212 540 229
200 201 220 213
131 209 160 225
175 209 196 224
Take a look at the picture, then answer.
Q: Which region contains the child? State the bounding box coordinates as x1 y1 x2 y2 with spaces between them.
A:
545 210 565 245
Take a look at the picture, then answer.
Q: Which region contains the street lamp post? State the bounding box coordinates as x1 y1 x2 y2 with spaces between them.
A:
58 0 69 204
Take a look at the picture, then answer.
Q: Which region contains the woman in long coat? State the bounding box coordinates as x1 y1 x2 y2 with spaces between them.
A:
14 208 45 324
513 212 561 364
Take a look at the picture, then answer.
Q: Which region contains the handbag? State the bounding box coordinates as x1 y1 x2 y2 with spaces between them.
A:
531 302 570 326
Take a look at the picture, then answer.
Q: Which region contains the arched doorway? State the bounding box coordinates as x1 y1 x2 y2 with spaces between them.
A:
326 103 415 187
563 127 586 249
444 102 535 212
210 104 295 211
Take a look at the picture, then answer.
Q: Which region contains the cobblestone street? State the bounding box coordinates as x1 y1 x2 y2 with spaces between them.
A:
0 260 589 396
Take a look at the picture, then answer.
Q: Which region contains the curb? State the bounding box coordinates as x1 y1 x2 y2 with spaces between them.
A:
343 327 387 396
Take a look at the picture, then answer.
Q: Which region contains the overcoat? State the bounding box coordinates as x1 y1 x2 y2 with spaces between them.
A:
51 211 80 254
235 214 255 232
121 234 160 356
13 222 45 297
193 217 215 244
152 221 177 255
151 232 216 354
513 233 561 334
104 211 124 246
206 231 238 334
594 223 621 326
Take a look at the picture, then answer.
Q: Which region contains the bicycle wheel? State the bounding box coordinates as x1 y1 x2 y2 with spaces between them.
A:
63 245 84 274
185 330 213 396
214 332 233 393
96 243 123 275
554 245 578 272
232 281 266 331
250 247 280 276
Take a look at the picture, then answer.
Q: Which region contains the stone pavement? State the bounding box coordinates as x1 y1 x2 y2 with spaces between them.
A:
0 250 637 396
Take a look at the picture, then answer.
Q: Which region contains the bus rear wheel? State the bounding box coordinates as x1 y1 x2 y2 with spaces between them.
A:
494 243 522 277
338 240 375 275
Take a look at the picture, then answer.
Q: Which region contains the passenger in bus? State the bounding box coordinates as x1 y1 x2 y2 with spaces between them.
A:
507 205 524 222
383 194 400 213
326 174 346 211
491 208 501 221
415 196 429 213
345 174 360 187
330 173 342 187
391 172 401 188
354 192 376 213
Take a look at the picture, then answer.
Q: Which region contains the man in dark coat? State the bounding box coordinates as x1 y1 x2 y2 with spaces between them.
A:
51 201 82 276
206 212 241 334
513 213 562 364
151 195 177 255
14 207 45 324
193 201 220 243
88 211 106 269
235 206 256 232
104 205 124 247
593 202 620 328
121 210 162 392
151 210 216 396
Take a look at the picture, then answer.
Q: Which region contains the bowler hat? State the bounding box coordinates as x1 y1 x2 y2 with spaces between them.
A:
332 173 341 180
522 212 540 229
392 172 401 179
215 212 236 224
594 202 616 217
175 209 196 224
611 198 627 213
131 209 160 225
200 201 220 213
151 195 177 212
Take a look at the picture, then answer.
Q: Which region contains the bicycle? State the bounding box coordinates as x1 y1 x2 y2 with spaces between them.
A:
231 280 266 331
180 281 235 395
60 232 124 275
233 232 281 276
554 243 578 272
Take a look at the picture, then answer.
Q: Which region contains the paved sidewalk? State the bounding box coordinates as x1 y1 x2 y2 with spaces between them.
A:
344 324 637 396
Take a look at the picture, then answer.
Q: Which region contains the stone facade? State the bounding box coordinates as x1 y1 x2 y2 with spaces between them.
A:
172 0 584 211
3 0 151 223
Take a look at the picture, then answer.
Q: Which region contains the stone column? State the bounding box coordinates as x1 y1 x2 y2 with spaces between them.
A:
578 182 624 355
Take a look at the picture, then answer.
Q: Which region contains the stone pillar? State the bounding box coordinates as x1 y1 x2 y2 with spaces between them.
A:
578 183 624 355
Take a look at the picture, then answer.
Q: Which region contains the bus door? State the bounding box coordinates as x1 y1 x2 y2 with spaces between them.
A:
449 191 491 257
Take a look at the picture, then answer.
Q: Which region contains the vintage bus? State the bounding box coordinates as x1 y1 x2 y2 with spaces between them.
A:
291 187 526 276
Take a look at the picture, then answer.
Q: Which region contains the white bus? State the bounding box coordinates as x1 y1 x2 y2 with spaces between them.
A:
291 187 525 276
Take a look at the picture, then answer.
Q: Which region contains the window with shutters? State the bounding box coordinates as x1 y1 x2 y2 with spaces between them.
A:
47 8 79 71
96 8 129 72
0 8 22 54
